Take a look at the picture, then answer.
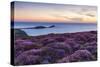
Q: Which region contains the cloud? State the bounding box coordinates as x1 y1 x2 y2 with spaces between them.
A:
74 7 96 17
50 14 83 22
85 13 95 17
69 17 83 21
50 14 70 19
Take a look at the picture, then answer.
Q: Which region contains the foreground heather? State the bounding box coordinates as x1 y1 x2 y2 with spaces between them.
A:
14 31 97 65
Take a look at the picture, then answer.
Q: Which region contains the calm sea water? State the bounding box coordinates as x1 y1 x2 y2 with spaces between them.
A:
13 22 97 36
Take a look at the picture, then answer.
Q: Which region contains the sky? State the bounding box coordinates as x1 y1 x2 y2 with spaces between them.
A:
11 1 97 23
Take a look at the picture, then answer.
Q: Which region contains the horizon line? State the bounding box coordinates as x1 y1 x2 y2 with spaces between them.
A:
11 21 97 24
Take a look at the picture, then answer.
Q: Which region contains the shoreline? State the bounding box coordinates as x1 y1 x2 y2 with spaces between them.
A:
30 30 97 37
13 28 97 37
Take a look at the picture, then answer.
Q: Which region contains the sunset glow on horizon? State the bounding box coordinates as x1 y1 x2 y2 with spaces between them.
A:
12 1 97 23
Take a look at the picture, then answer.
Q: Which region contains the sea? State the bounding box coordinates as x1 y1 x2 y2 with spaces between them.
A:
12 22 97 36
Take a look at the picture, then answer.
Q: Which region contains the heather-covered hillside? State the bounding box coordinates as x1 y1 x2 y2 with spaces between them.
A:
14 31 97 65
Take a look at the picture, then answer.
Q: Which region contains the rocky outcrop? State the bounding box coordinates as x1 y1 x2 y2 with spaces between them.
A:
15 25 55 29
14 29 28 37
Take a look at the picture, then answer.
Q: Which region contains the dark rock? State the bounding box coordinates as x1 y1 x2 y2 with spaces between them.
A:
49 25 55 28
14 29 28 37
33 25 55 29
34 26 47 29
